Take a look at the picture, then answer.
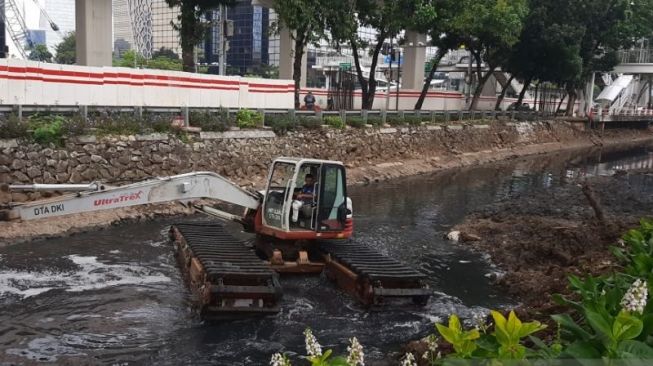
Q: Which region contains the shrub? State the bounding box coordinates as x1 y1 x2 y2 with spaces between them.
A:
265 114 296 135
297 116 322 129
404 116 423 126
146 113 175 133
366 116 383 126
324 116 345 129
60 114 90 136
0 114 29 139
345 116 365 128
386 116 405 126
189 110 232 132
235 109 263 129
94 113 143 135
28 114 66 145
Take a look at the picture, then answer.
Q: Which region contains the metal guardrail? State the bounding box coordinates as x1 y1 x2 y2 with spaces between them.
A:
618 48 653 64
0 104 553 125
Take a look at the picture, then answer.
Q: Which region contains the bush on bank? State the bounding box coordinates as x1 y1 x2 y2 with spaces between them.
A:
269 220 653 365
0 110 498 144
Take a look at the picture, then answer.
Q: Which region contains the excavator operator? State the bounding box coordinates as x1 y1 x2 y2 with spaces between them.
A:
292 174 316 224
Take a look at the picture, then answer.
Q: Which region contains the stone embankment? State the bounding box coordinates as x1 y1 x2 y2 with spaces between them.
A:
0 120 651 243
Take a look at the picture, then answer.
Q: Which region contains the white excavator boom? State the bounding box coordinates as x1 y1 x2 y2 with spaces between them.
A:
2 172 261 221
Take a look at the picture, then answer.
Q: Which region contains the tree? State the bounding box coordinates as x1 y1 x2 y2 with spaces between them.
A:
559 0 653 115
450 0 528 110
114 49 183 71
412 0 459 110
326 0 427 110
54 32 76 64
165 0 235 72
273 0 326 108
28 44 53 63
152 47 180 60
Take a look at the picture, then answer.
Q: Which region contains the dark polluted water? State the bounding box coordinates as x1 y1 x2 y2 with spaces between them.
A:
1 142 652 365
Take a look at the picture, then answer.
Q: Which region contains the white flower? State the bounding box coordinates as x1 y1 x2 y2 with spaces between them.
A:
621 279 648 314
270 353 291 366
303 328 322 357
346 337 364 366
400 352 417 366
472 310 491 332
425 334 438 353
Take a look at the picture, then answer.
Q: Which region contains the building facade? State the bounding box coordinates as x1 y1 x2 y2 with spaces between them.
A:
0 0 6 58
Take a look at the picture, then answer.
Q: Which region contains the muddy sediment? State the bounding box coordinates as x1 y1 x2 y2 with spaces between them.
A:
453 169 653 320
1 123 652 244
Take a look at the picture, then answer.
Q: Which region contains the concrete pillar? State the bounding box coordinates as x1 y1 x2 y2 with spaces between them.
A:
401 31 427 90
75 0 112 66
278 27 307 87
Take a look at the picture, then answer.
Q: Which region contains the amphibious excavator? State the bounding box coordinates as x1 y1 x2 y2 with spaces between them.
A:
1 158 430 318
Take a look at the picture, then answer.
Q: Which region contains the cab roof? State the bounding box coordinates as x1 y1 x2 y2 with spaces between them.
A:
274 157 344 166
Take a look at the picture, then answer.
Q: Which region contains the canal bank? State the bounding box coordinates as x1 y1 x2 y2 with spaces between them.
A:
0 120 652 243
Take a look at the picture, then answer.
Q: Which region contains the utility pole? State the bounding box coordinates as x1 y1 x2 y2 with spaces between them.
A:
219 4 226 75
385 39 393 111
395 49 401 110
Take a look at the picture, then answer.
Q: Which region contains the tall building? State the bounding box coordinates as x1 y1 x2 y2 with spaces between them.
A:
0 0 6 58
38 0 75 52
151 0 181 57
113 0 134 54
204 1 271 75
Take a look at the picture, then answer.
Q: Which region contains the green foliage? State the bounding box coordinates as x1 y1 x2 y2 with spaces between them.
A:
28 115 66 145
435 311 546 360
298 116 323 130
436 314 481 357
265 114 297 135
54 32 76 64
324 116 345 129
164 0 235 72
189 110 232 132
344 116 365 129
28 44 53 63
0 114 29 139
94 114 144 136
386 116 406 126
404 116 424 126
114 50 183 71
366 116 383 126
235 109 263 129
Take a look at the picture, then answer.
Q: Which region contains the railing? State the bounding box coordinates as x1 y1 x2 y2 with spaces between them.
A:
592 106 653 122
0 104 554 126
618 48 653 64
610 76 637 115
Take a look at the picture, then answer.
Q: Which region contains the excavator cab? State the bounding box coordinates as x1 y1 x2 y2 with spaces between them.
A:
259 158 353 240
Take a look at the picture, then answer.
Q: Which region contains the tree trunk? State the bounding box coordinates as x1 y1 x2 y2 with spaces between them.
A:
415 49 446 110
363 34 386 110
495 74 515 111
556 92 567 114
566 87 577 116
293 33 306 109
515 76 533 106
350 40 368 109
180 3 196 72
533 81 540 111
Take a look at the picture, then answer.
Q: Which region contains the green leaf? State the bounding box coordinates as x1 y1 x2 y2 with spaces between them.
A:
551 314 592 341
518 321 546 338
586 310 615 342
325 356 349 366
506 311 523 342
449 314 462 332
617 340 653 358
561 340 602 359
613 311 644 342
436 323 458 345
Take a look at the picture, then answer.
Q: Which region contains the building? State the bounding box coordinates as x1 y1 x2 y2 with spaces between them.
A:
113 0 134 54
27 29 46 46
204 1 271 75
0 0 6 58
151 0 182 57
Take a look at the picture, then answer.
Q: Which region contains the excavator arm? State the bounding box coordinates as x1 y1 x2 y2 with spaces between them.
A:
1 172 261 222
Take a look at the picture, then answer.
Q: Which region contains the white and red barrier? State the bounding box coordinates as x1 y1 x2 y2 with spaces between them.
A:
0 59 294 109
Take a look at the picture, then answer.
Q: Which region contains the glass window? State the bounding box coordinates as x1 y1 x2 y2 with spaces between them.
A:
317 165 346 231
263 162 296 229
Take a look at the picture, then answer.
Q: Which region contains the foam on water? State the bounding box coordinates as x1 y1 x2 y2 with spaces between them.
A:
0 255 171 299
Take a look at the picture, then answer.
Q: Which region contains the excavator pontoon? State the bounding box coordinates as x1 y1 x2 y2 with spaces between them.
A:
1 158 430 318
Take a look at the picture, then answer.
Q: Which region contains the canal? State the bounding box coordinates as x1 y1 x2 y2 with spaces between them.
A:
0 142 652 364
